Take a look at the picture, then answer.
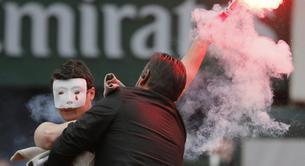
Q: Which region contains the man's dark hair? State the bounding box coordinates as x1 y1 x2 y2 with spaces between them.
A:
142 52 186 101
51 59 94 89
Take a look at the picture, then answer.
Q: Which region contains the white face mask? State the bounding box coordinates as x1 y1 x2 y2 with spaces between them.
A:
53 78 87 109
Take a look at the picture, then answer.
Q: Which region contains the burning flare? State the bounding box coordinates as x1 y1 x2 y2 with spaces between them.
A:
228 0 284 16
240 0 283 10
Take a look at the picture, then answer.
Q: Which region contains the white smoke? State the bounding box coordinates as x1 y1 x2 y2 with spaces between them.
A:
179 4 293 159
26 94 64 123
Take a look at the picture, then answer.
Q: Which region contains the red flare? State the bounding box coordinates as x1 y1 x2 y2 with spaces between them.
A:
240 0 283 11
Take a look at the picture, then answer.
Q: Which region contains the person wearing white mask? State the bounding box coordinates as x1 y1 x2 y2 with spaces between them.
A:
11 60 97 166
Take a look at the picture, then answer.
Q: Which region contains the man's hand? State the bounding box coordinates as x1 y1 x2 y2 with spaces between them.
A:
103 73 125 97
34 121 75 149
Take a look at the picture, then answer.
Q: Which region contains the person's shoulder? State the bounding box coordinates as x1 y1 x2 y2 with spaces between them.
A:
94 87 128 107
106 86 137 96
105 86 132 98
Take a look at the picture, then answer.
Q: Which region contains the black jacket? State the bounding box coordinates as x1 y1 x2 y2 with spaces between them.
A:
47 87 186 166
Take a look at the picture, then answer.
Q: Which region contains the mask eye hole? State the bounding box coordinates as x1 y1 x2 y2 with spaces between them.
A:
74 91 80 95
58 91 64 95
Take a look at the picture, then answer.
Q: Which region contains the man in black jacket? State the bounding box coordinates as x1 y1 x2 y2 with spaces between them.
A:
47 52 188 166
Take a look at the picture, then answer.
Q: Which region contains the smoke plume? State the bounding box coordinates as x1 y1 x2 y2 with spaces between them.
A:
26 94 64 123
179 4 293 159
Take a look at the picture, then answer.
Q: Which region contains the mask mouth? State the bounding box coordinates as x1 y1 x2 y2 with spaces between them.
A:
59 108 77 112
